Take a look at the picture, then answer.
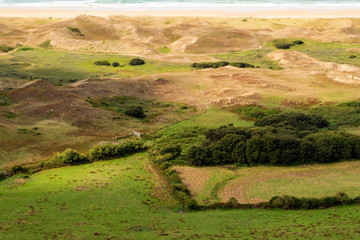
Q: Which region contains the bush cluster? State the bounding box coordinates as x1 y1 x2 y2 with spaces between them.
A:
0 93 13 106
275 40 304 49
230 62 256 68
268 192 356 210
191 61 229 69
0 44 14 53
186 112 360 166
191 61 257 69
129 58 145 66
166 169 199 210
88 141 145 160
124 106 146 119
94 60 111 66
150 144 199 210
67 27 84 36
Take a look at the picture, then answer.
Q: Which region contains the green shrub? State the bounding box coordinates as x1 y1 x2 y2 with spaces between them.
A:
0 94 12 106
349 55 357 59
230 62 255 68
39 40 51 48
185 112 358 167
18 47 34 51
94 60 111 66
275 42 293 49
52 148 89 165
11 165 27 174
191 61 229 69
67 27 84 36
125 106 146 119
293 40 304 45
88 141 145 160
129 58 145 66
335 191 351 204
236 105 280 120
0 44 14 53
112 62 120 67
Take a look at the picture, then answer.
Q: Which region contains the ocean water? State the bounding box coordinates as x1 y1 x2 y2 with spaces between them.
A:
0 0 359 11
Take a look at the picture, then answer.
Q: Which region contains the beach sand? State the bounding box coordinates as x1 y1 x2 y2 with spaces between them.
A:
1 8 360 18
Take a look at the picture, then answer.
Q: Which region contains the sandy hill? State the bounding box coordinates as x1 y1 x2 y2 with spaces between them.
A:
0 16 360 56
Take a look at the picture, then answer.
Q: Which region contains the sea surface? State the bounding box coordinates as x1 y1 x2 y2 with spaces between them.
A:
0 0 359 11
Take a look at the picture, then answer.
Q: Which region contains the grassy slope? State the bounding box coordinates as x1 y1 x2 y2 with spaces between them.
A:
0 153 359 239
0 48 189 85
176 161 360 205
214 39 360 69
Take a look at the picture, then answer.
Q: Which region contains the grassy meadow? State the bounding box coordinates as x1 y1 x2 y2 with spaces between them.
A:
175 161 360 205
0 153 359 239
215 39 360 69
0 47 190 85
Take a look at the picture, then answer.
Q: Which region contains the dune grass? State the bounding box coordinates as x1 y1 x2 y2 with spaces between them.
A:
175 161 360 205
0 153 359 239
215 39 360 70
213 47 282 70
0 48 189 85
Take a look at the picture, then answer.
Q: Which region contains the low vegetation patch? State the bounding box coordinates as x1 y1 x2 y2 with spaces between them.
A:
191 61 229 69
67 27 84 36
0 44 13 53
191 61 257 69
94 60 111 66
0 92 13 106
158 46 171 54
129 58 145 66
214 48 282 70
274 39 304 49
233 105 281 120
86 95 192 121
16 127 41 136
38 39 51 48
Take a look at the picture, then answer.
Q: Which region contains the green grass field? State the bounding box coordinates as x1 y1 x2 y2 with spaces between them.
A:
215 39 360 69
175 161 360 205
0 48 189 85
1 153 359 239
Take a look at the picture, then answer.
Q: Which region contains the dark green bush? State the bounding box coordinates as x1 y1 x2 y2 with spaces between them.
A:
275 42 293 49
94 60 111 66
191 61 229 69
254 112 329 131
11 165 27 174
129 58 145 66
112 62 120 67
230 62 255 68
306 131 352 163
268 192 356 210
88 141 145 160
349 55 357 59
293 40 304 45
0 45 14 53
52 148 89 166
125 106 146 119
67 27 84 36
186 112 358 167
